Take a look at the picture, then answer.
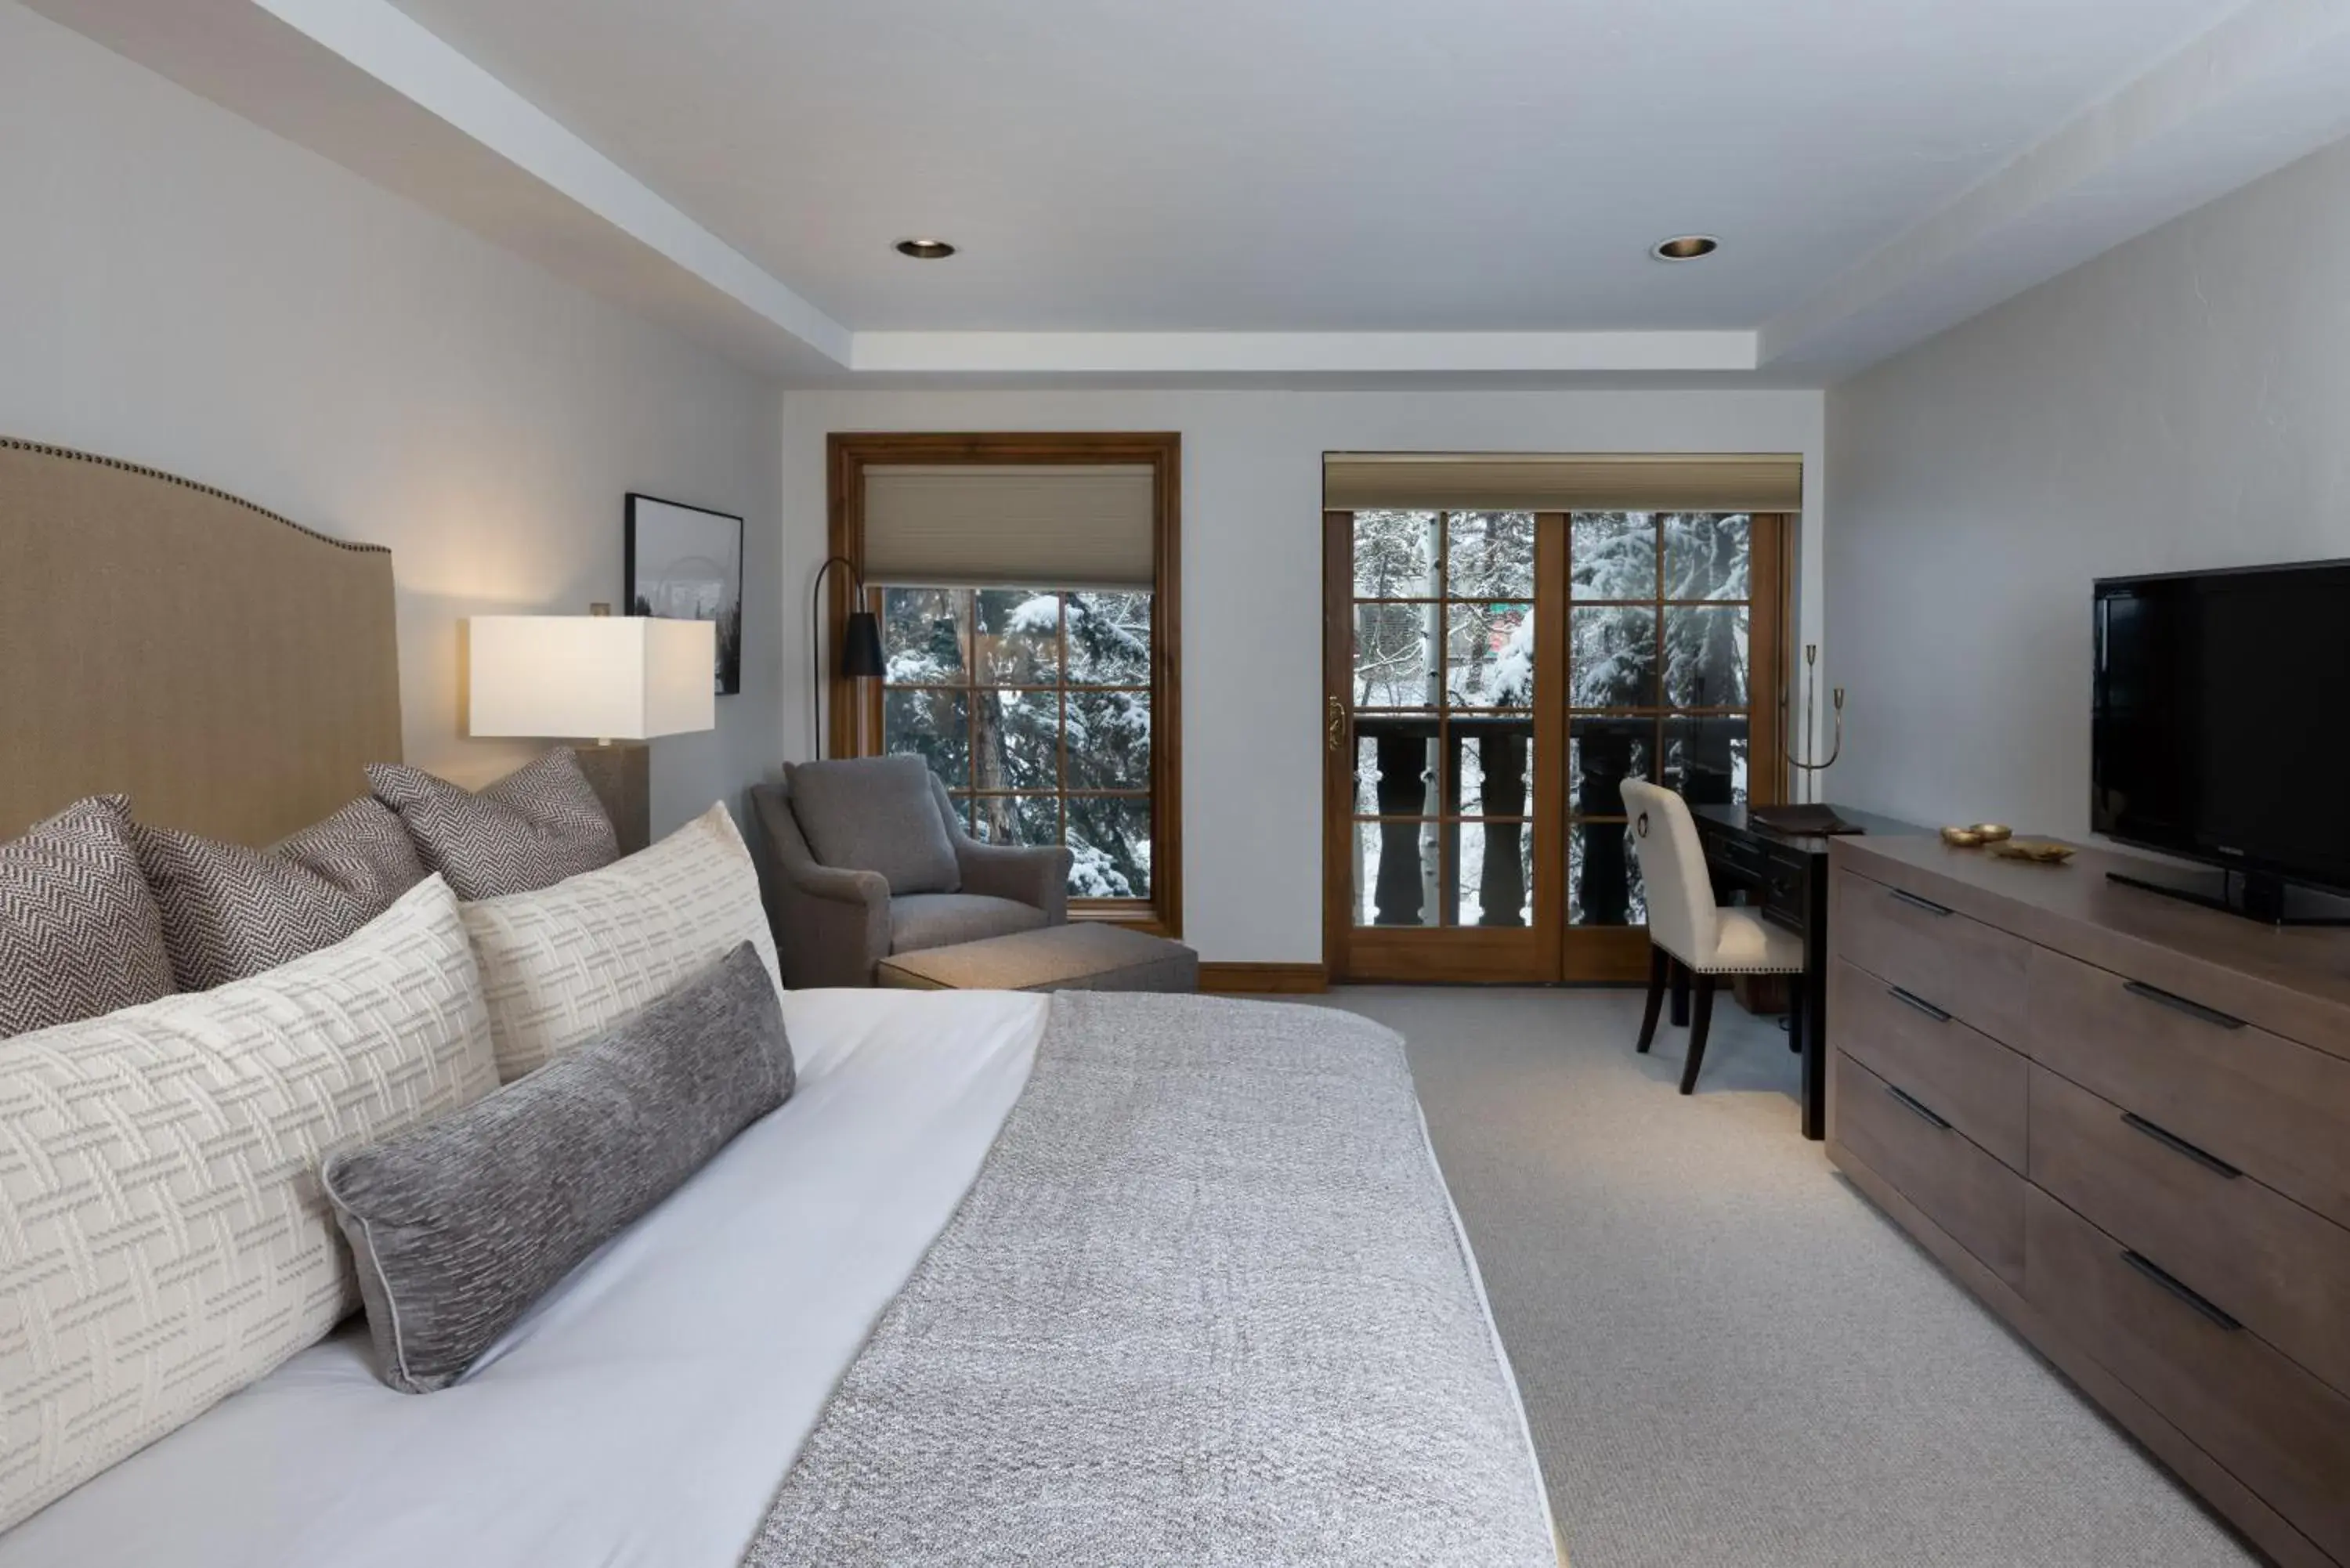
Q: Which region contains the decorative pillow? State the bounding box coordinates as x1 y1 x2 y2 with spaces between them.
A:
0 875 497 1532
133 797 428 991
367 747 617 901
324 941 790 1394
0 795 175 1039
461 802 783 1082
785 756 960 895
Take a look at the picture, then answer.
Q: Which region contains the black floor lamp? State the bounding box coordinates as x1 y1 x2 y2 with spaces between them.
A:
812 555 887 758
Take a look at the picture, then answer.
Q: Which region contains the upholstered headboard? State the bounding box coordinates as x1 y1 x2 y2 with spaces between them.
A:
0 438 403 844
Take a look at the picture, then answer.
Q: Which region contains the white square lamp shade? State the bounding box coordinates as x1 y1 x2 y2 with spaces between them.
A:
468 616 716 742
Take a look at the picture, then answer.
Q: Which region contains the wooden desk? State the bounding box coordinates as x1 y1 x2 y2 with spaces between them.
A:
1690 803 1925 1139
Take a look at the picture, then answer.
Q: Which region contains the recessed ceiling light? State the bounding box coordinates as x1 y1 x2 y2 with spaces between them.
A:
895 238 957 259
1650 235 1719 262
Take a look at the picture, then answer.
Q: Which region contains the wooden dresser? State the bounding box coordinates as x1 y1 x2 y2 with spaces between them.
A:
1827 836 2350 1568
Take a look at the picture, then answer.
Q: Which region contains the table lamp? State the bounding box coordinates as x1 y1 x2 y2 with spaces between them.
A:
468 610 716 854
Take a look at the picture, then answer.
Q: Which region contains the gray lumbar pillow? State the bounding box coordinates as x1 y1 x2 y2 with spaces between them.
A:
322 941 791 1393
785 756 960 894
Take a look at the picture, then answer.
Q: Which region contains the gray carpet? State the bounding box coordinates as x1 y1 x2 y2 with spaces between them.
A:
1321 986 2258 1568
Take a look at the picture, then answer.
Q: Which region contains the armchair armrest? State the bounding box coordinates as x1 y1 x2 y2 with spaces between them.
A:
929 775 1070 922
956 838 1074 924
749 783 891 987
790 859 891 909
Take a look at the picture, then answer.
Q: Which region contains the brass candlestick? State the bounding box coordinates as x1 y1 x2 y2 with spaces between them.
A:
1788 644 1844 804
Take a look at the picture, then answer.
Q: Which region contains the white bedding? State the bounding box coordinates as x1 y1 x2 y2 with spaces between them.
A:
0 988 1553 1567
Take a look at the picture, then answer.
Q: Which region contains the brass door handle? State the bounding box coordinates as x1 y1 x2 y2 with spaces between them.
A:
1327 695 1346 753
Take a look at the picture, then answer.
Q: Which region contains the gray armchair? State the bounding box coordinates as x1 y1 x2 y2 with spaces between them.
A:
750 759 1072 988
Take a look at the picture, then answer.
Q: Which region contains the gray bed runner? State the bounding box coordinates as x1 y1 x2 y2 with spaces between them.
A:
742 992 1556 1567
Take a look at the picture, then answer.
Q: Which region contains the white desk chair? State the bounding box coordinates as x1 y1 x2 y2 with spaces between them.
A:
1621 779 1807 1094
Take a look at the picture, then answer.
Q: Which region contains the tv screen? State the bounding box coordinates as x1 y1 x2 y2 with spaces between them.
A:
2093 559 2350 894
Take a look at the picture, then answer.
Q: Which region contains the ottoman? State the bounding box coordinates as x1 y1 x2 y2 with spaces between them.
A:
876 922 1198 992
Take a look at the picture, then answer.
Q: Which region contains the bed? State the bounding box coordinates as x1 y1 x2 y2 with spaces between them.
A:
0 439 1560 1566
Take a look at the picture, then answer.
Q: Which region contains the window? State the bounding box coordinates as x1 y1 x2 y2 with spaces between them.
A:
828 432 1180 933
878 585 1154 899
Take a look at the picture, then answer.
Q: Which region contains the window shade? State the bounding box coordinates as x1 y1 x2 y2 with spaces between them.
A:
1322 453 1803 513
862 464 1157 588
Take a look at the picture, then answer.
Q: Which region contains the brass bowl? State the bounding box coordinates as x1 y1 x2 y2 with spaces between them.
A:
1940 826 1987 848
1988 837 2075 864
1970 823 2014 843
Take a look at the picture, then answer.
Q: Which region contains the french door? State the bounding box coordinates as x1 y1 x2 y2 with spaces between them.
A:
1322 508 1788 983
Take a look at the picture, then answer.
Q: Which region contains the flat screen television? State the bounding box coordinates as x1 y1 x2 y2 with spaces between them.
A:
2092 558 2350 921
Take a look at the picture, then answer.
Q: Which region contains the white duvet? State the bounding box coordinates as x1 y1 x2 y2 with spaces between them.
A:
0 988 1551 1567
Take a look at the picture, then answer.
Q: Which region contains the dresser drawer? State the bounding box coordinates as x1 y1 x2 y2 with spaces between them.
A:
2030 1065 2350 1399
1830 957 2027 1170
1833 1050 2026 1285
2025 1187 2350 1565
1832 869 2030 1044
2026 945 2350 1230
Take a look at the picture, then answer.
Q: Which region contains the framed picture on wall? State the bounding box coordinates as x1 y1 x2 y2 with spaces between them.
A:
626 493 744 695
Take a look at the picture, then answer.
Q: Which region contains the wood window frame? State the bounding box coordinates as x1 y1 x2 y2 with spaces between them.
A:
827 432 1183 938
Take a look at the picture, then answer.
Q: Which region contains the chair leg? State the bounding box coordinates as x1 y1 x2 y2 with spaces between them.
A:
1679 974 1718 1095
1636 945 1668 1053
1787 973 1805 1053
1669 959 1690 1028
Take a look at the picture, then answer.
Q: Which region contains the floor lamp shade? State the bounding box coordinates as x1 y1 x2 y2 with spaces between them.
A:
841 609 886 679
468 616 716 741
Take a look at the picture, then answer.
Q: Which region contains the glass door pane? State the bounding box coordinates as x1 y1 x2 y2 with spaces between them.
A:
1347 510 1535 928
1564 512 1755 928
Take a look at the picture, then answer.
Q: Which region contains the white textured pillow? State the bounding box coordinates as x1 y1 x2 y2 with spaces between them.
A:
0 875 497 1532
461 802 784 1082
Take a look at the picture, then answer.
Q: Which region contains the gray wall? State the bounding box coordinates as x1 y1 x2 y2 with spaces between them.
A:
1825 135 2350 836
0 1 783 836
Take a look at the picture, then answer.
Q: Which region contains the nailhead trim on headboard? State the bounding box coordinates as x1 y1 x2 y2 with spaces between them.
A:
0 436 389 556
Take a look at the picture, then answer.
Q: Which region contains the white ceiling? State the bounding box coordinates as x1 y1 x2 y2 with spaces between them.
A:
30 0 2350 383
385 0 2241 334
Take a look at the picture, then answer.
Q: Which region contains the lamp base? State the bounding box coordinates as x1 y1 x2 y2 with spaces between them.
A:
571 740 650 856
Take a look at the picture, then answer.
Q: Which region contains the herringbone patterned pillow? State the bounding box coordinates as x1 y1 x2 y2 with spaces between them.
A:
0 873 497 1532
368 747 618 901
462 802 785 1082
134 797 429 991
0 796 175 1039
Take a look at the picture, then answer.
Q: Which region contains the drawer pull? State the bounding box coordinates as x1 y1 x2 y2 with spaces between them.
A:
2120 1113 2242 1180
2120 1250 2243 1331
2120 980 2244 1031
1885 1084 1951 1131
1886 985 1951 1023
1889 889 1953 917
